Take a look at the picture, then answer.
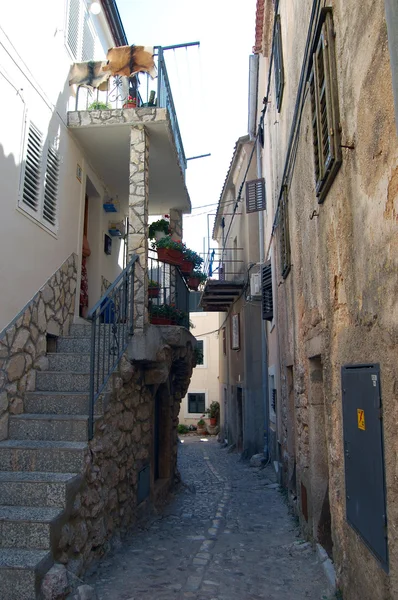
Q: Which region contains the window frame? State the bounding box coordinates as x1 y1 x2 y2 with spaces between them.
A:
65 0 97 62
309 9 342 203
273 14 285 112
195 339 206 369
187 391 207 415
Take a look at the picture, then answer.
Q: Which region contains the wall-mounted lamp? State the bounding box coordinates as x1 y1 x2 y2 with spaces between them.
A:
89 1 101 15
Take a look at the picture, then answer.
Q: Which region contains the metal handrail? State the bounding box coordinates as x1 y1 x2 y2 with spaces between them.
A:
87 254 138 439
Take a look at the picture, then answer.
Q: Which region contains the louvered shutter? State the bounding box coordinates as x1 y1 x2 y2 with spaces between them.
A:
262 261 273 321
274 15 284 112
310 10 342 202
22 122 43 213
82 11 95 61
67 0 80 60
43 144 60 228
246 178 266 213
280 186 291 279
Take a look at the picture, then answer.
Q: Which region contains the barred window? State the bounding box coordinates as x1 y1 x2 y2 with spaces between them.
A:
309 10 342 203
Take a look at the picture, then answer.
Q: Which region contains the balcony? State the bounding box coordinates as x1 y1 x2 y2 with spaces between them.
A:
67 48 190 215
148 251 190 328
200 246 245 312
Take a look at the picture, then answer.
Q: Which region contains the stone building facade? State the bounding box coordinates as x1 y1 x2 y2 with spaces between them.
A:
254 0 398 598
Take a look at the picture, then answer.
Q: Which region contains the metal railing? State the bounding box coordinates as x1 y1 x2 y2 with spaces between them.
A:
71 48 186 177
87 254 138 439
148 251 190 328
203 247 244 281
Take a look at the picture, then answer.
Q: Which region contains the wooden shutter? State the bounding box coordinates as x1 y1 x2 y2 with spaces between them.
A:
274 15 284 112
262 261 273 321
22 122 43 213
246 178 266 213
279 186 291 278
67 0 80 60
310 10 342 202
43 144 60 228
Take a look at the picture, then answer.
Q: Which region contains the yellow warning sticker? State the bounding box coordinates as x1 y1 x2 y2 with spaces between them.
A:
357 409 366 431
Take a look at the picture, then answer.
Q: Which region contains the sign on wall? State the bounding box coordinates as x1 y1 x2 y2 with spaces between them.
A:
231 313 240 350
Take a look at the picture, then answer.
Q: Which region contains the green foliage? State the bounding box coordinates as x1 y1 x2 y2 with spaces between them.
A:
148 219 170 240
148 279 160 288
149 304 188 325
205 401 220 419
177 423 189 434
191 270 207 283
152 235 183 251
197 418 206 427
182 246 204 268
88 101 111 110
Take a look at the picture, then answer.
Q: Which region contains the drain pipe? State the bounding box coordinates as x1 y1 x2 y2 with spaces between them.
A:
385 0 398 136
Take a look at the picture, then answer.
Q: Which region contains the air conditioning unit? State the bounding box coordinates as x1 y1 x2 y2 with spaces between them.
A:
250 271 261 297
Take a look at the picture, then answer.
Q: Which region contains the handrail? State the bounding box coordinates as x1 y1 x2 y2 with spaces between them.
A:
87 254 138 439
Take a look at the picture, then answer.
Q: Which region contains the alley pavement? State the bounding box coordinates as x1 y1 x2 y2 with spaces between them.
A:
86 436 332 600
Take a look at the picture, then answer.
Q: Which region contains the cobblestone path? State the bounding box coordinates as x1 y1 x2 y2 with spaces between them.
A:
86 436 332 600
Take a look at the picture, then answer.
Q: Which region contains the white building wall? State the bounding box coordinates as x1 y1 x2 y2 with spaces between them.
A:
0 1 126 330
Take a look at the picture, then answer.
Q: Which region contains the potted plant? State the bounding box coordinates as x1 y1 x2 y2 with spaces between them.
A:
205 401 220 427
88 101 111 110
153 236 184 266
188 270 207 291
149 304 173 325
123 95 137 108
148 279 161 298
181 247 203 276
197 417 207 435
148 218 170 241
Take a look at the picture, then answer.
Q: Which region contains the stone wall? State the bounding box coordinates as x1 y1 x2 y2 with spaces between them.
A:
0 254 77 440
56 326 196 577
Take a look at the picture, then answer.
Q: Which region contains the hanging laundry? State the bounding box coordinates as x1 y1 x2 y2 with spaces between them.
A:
69 60 110 90
102 45 157 78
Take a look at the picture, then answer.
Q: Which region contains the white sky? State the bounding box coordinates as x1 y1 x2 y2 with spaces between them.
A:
117 0 257 256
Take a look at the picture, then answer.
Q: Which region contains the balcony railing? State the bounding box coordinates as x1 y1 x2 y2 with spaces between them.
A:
71 47 186 176
148 251 190 328
203 247 244 281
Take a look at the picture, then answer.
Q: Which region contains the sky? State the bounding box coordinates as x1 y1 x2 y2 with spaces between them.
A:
117 0 257 257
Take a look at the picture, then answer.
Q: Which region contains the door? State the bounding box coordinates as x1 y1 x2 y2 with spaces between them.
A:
341 364 388 569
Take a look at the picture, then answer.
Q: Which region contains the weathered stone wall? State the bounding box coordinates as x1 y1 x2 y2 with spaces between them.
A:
0 254 77 440
56 327 196 577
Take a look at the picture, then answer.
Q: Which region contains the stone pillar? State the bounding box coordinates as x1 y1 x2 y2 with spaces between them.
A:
128 126 149 330
169 209 183 241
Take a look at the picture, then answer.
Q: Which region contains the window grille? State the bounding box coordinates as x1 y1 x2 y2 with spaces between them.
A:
309 9 342 203
246 178 266 213
279 186 291 279
262 261 273 321
274 15 284 112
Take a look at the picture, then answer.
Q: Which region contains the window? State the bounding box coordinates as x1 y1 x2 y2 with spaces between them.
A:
274 15 284 112
188 393 206 414
20 120 60 232
262 261 273 321
309 9 341 203
246 178 266 213
279 185 291 278
66 0 97 61
195 340 204 366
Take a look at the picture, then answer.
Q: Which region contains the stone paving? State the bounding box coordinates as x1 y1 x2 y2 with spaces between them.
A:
86 436 333 600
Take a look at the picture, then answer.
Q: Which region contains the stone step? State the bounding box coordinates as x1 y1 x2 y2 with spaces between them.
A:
69 323 92 337
36 371 90 393
0 548 53 600
24 391 103 416
0 472 82 508
57 337 91 353
0 440 87 473
47 352 91 372
0 506 62 550
9 414 89 442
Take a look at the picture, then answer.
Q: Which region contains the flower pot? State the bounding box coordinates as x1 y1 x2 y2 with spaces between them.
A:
188 276 200 291
197 426 206 435
209 417 217 427
181 260 194 275
150 316 172 325
123 102 137 108
157 248 183 266
148 287 160 298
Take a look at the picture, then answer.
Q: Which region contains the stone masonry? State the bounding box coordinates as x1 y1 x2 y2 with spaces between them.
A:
0 254 77 441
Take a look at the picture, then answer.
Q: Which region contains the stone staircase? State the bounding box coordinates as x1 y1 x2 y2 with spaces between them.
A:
0 323 100 600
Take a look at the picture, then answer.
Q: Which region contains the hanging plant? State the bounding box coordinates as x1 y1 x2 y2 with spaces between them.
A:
148 219 171 240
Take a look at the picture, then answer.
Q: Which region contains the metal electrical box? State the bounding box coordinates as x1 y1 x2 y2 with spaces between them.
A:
341 364 388 569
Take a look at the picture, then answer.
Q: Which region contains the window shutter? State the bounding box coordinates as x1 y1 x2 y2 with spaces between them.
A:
309 70 322 188
262 261 273 321
67 0 80 60
246 178 266 213
82 11 95 61
274 15 284 112
22 122 43 213
43 144 60 228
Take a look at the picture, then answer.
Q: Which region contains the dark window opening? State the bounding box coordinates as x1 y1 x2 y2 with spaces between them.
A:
188 393 206 414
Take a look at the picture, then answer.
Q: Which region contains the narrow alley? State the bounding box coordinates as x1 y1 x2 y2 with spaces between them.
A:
86 437 332 600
